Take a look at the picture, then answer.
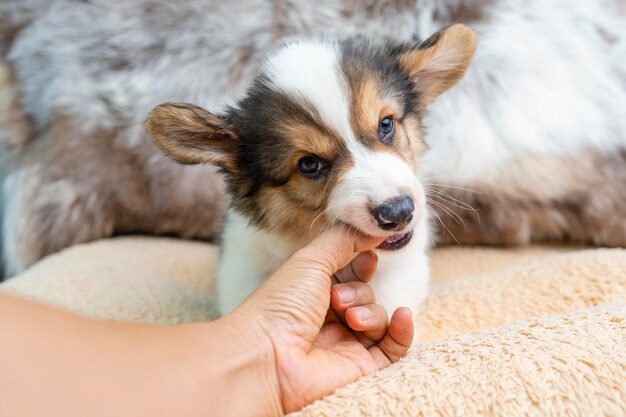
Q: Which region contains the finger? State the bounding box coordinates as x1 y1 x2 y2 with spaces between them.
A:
344 304 389 341
330 282 377 334
291 227 384 280
260 227 381 307
334 251 378 284
330 282 376 311
369 307 414 368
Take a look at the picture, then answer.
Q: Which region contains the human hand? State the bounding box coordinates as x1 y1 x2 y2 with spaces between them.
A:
232 228 414 414
0 227 413 417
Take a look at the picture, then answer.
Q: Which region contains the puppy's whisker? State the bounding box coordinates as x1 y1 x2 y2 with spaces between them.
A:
428 198 466 227
426 192 476 216
431 207 460 244
314 209 347 257
428 199 467 232
309 207 331 236
427 188 478 210
425 188 480 221
426 188 477 210
428 198 462 225
425 182 486 195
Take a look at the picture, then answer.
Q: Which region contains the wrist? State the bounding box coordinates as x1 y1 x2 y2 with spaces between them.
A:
192 310 283 417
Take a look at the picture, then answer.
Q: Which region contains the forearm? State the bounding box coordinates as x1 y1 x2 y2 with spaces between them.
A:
0 292 281 417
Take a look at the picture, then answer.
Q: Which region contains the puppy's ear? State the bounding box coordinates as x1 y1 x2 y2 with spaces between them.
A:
145 102 238 171
397 24 477 112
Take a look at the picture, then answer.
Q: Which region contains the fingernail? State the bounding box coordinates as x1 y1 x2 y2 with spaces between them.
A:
352 306 372 321
335 285 356 304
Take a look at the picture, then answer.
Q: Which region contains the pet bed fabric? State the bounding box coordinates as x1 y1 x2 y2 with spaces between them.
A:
2 237 625 416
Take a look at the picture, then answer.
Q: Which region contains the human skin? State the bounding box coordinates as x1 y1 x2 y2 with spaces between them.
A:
0 228 414 417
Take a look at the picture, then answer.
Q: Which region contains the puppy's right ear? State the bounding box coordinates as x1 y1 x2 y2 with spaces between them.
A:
396 24 477 113
145 102 238 171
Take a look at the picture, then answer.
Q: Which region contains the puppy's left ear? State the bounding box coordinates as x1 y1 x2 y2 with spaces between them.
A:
397 24 477 112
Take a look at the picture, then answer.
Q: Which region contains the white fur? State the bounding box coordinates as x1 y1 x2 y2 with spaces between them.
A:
218 207 430 315
4 0 626 175
421 1 626 184
215 209 427 315
264 40 354 141
327 150 424 236
217 211 294 312
1 169 24 276
3 0 626 292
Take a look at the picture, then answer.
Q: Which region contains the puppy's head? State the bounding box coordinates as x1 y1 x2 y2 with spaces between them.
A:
146 24 477 250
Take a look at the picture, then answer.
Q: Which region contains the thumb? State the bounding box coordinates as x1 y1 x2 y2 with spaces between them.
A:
273 227 383 287
251 227 382 327
240 227 383 342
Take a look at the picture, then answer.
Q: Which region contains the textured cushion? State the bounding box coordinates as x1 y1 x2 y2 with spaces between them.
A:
2 238 625 416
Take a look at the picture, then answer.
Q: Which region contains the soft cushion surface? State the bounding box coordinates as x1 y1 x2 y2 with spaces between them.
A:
2 238 625 416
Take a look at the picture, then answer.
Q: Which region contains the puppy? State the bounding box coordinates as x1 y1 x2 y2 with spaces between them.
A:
145 24 477 315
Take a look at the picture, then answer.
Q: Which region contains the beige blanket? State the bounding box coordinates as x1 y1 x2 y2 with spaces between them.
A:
2 238 626 416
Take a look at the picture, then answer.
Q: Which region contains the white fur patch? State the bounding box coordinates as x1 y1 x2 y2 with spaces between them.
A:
369 212 431 314
263 39 355 141
217 210 297 314
327 150 423 237
421 1 626 184
1 169 25 277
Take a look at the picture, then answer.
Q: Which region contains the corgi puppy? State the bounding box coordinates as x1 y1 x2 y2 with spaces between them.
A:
145 24 477 315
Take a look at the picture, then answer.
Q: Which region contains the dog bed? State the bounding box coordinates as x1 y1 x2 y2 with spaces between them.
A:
2 238 625 416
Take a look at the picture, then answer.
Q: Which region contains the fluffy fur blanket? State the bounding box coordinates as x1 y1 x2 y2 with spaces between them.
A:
3 239 625 416
2 0 626 277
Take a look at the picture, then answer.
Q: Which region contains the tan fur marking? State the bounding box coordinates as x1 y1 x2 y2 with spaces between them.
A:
399 115 425 166
351 75 404 150
281 123 341 162
255 158 354 237
145 103 238 171
348 75 424 167
352 77 398 135
0 62 33 157
398 24 477 110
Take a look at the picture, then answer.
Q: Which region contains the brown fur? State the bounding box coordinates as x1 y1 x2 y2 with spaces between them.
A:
341 51 428 167
0 62 32 155
144 30 477 244
350 76 405 151
3 1 625 278
398 24 478 111
146 100 356 238
281 123 344 163
401 115 426 162
255 158 355 237
430 149 626 247
433 0 494 24
145 103 239 170
2 110 225 273
349 77 424 166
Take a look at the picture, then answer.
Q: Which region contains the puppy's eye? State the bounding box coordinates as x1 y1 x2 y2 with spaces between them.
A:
297 156 326 179
379 117 395 143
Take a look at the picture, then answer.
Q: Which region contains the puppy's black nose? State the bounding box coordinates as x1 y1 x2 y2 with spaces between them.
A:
372 195 415 231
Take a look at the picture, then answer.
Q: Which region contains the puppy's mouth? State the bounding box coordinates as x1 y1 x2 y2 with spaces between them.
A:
376 230 413 251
